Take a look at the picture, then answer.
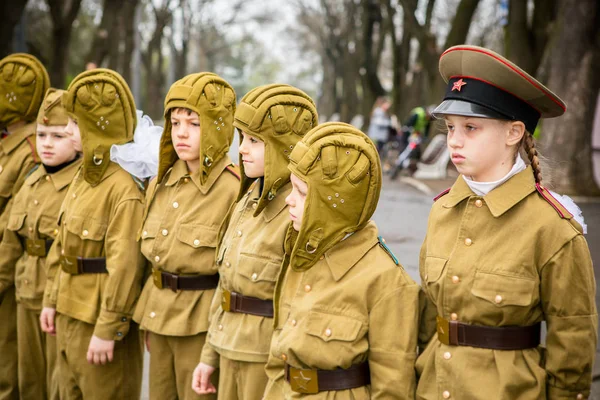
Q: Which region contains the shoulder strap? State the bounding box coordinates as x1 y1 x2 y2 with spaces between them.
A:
225 164 241 180
433 188 451 202
378 235 399 266
535 183 573 219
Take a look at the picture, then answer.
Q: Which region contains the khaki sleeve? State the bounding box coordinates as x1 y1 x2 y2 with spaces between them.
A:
541 234 597 399
368 278 419 399
262 346 286 400
0 226 23 294
43 232 63 308
93 198 145 341
199 281 223 368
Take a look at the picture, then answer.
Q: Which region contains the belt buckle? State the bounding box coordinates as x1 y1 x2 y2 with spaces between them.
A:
26 239 47 257
289 366 319 394
436 315 450 345
60 255 80 274
152 269 163 289
221 290 231 312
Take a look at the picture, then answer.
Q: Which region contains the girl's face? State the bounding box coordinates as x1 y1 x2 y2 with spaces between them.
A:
239 131 265 178
37 124 78 166
286 173 307 231
445 115 524 182
171 108 201 172
64 117 83 152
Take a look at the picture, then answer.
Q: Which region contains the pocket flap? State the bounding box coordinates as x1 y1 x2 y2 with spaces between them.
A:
7 213 26 231
305 312 363 342
65 216 107 240
38 214 58 237
471 271 536 307
140 220 160 240
424 256 447 283
237 253 281 283
176 223 219 248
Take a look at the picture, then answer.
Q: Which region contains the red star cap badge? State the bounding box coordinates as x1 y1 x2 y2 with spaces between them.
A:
452 78 467 92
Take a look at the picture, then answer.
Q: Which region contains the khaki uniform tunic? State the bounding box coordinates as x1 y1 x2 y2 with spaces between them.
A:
0 160 80 400
264 221 420 399
43 161 145 400
0 121 38 400
416 168 597 400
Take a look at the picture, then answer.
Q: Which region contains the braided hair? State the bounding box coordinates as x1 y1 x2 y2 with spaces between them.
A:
522 132 542 185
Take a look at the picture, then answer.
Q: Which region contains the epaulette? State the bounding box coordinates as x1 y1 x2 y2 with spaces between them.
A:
225 164 241 180
433 188 451 202
535 183 573 219
130 174 147 192
378 235 399 266
25 136 40 163
25 164 41 179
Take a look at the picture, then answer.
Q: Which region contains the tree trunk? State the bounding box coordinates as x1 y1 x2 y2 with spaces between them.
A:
47 0 83 88
540 0 600 195
121 0 139 84
86 0 120 66
0 0 29 58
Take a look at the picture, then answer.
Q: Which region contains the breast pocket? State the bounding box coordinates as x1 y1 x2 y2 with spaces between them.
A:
38 214 58 238
174 223 219 272
63 215 107 256
235 253 281 298
140 219 159 258
7 213 26 233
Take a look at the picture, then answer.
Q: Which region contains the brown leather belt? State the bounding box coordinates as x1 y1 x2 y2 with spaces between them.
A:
436 316 541 350
59 255 108 275
221 289 273 318
152 269 219 292
25 239 54 257
284 362 370 394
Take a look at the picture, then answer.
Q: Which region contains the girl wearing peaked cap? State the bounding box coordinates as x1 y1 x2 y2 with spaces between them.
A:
132 72 240 400
262 122 419 399
192 84 319 399
0 88 81 400
39 68 146 400
0 52 49 400
416 45 595 399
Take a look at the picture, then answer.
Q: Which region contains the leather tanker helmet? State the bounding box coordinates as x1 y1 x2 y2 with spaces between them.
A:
158 72 236 188
286 122 382 272
62 68 137 185
37 88 69 127
234 84 318 216
0 53 50 128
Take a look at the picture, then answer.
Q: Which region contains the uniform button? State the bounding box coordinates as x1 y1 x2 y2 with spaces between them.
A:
172 202 179 209
225 261 231 267
577 394 584 399
281 354 288 361
451 275 460 284
61 249 65 255
319 255 324 260
442 391 450 399
143 230 148 237
116 332 123 337
291 319 297 326
252 203 257 210
53 229 58 235
495 295 503 304
475 199 483 208
237 230 243 237
464 238 472 246
161 229 168 236
450 313 458 321
82 229 89 237
325 328 332 337
121 317 127 322
251 273 258 281
443 352 452 360
72 193 76 198
33 200 39 205
193 239 200 246
28 226 33 232
149 312 156 318
154 255 160 262
183 178 189 183
304 284 312 293
218 324 223 331
45 175 50 181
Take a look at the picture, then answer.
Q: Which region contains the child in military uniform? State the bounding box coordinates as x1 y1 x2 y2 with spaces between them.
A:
132 72 239 400
192 84 319 399
263 122 419 398
39 69 145 400
416 45 596 399
0 53 50 399
0 88 81 400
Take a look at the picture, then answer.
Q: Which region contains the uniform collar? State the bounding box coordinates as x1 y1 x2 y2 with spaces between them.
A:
0 122 36 154
165 155 233 194
45 158 82 191
263 181 291 222
442 166 536 217
324 220 379 281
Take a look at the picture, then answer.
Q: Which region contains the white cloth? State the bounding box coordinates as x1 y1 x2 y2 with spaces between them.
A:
464 154 587 233
110 110 162 179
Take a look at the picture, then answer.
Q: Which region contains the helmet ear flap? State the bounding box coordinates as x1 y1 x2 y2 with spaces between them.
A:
321 146 338 178
347 153 370 184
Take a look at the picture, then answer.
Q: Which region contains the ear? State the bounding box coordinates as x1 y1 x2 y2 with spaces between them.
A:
506 121 525 146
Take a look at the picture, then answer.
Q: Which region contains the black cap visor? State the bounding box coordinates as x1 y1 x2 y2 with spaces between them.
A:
432 100 510 121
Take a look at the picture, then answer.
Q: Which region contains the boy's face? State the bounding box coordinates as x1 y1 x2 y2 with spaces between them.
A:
64 117 83 152
171 108 201 164
286 173 307 232
239 131 265 178
36 124 78 166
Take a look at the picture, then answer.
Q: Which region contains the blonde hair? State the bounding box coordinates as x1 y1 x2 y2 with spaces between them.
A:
520 131 552 187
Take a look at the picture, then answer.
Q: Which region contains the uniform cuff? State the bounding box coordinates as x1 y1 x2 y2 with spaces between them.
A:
547 384 589 399
200 342 220 368
93 309 132 341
